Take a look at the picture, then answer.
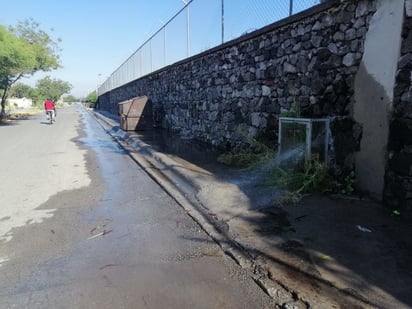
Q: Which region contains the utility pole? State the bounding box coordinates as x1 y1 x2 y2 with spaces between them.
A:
221 0 224 44
182 0 190 57
160 20 167 66
146 32 153 72
96 73 102 97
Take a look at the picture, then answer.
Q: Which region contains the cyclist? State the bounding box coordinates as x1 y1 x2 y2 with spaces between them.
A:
44 99 56 122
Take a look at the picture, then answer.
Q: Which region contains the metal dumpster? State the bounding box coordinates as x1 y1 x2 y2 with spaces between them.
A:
118 96 153 131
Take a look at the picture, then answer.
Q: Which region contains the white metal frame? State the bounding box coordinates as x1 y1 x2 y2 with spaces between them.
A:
278 117 329 162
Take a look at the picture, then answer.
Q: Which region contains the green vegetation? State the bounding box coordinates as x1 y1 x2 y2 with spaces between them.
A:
279 104 301 118
63 95 76 104
211 120 358 210
8 77 72 108
85 91 98 107
266 156 356 205
267 157 332 194
8 83 32 98
0 19 62 118
335 170 355 195
34 76 72 104
218 135 356 206
217 138 273 169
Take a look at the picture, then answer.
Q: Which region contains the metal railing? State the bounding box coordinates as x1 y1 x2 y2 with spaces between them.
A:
98 0 324 96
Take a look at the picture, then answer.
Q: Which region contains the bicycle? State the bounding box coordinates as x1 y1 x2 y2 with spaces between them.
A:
46 110 55 124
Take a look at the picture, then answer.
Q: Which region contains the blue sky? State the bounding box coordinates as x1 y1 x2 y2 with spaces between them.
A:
1 0 189 97
1 0 319 98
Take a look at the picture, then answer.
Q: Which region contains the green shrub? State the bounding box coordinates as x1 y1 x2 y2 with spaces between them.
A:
267 157 332 194
334 170 355 195
267 156 356 206
217 138 273 169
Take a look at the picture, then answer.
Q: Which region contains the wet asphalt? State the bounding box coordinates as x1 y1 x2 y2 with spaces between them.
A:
0 106 276 308
93 108 412 309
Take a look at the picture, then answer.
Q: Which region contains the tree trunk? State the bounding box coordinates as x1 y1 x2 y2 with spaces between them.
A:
1 85 10 119
0 103 5 119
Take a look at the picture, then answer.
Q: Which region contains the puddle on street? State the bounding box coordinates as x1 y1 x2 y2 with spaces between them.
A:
78 110 126 156
78 137 127 155
90 109 283 211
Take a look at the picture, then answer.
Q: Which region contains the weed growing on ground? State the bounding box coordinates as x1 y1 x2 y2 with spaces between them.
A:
217 138 274 169
217 133 356 206
267 156 332 194
335 170 355 195
266 156 356 205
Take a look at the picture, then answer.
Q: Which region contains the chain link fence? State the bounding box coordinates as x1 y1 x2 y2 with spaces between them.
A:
98 0 324 96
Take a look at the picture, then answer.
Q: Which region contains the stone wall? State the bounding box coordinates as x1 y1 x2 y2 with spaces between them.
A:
384 2 412 213
99 1 377 171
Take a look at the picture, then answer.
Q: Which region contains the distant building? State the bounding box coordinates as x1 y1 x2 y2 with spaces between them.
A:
7 97 33 109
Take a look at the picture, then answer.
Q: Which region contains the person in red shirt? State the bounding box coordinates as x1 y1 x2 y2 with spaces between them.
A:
44 99 56 122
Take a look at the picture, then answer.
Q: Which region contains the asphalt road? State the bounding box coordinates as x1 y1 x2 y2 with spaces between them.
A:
0 105 275 308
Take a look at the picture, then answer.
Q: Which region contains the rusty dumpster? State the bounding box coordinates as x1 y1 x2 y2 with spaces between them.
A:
118 96 153 131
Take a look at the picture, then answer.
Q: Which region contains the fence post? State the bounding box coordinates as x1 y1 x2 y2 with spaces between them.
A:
221 0 224 44
163 26 166 66
182 0 190 57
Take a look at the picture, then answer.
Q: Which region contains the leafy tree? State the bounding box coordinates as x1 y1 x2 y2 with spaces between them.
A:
0 25 34 114
35 76 72 103
86 91 97 104
9 83 33 98
0 19 61 117
63 95 76 103
29 88 43 106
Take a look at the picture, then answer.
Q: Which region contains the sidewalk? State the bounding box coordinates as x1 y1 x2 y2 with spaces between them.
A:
92 109 412 309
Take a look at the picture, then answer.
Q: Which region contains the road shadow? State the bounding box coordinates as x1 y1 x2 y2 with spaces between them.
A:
145 128 412 307
0 121 19 127
1 115 37 126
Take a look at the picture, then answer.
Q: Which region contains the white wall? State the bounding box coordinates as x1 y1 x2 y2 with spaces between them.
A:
7 97 33 109
354 0 405 199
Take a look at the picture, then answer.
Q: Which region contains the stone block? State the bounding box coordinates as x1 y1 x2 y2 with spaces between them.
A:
333 31 345 42
401 90 412 103
330 117 361 165
406 0 412 17
345 28 357 40
262 85 271 96
401 31 412 53
343 53 357 67
398 54 412 68
283 63 297 73
311 35 323 48
389 152 412 176
353 17 366 29
356 0 372 18
389 119 412 150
